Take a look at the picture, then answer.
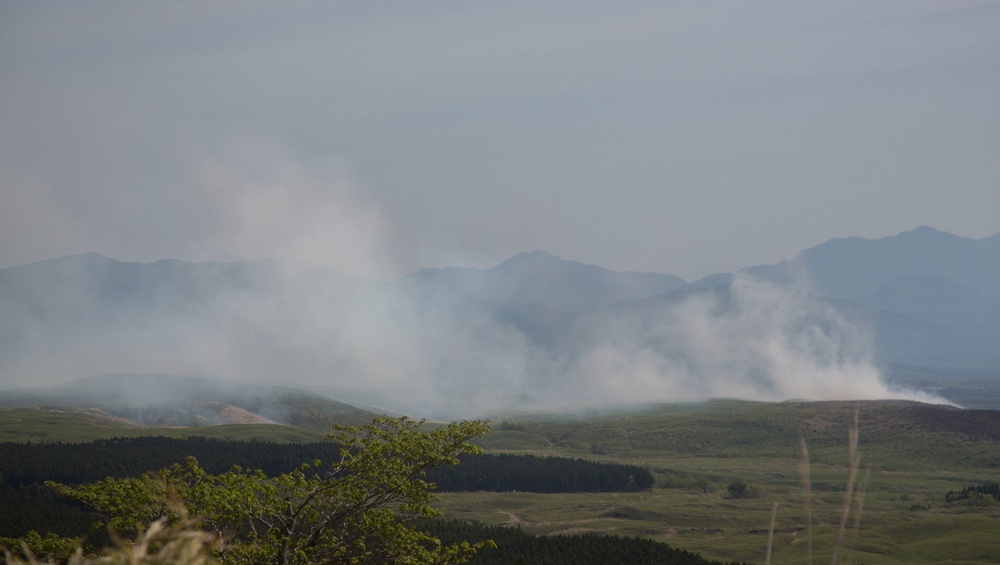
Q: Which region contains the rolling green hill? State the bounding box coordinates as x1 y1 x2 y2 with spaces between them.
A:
2 396 999 563
0 408 329 443
0 373 380 442
447 400 1000 564
484 399 1000 470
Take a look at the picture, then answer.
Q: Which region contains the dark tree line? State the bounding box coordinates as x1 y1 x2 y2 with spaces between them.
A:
945 482 999 503
419 520 752 565
0 483 97 540
0 429 725 565
0 437 343 485
426 453 653 493
5 417 497 565
0 438 652 539
0 438 651 493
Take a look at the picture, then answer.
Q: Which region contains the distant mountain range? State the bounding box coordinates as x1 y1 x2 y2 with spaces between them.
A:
402 249 687 313
2 226 999 415
739 227 1000 368
746 226 1000 301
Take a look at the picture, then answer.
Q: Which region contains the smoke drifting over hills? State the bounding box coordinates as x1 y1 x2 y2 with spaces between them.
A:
10 149 997 417
0 225 951 417
5 4 998 417
578 276 944 405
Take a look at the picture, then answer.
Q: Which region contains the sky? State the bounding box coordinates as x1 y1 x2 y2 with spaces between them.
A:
2 1 999 282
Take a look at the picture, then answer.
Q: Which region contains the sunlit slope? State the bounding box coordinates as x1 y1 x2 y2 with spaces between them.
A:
484 399 1000 470
0 373 380 441
457 400 1000 565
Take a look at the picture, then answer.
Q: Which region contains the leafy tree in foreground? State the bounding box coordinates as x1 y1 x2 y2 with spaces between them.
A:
46 416 493 565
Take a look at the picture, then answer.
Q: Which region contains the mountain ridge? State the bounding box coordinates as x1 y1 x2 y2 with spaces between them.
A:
401 248 687 313
742 226 1000 302
3 225 1000 414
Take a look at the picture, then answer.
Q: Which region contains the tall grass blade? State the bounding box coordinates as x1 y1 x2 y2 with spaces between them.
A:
846 466 872 565
800 435 813 565
765 501 778 565
830 405 861 565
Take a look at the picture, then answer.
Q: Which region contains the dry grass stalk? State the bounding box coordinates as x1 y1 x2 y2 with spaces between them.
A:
830 405 861 565
846 466 871 565
800 435 813 565
764 501 778 565
3 507 218 565
103 517 218 565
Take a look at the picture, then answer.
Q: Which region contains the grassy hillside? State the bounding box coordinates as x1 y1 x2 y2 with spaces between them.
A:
452 400 1000 564
3 398 999 563
0 374 381 441
0 408 328 443
482 399 1000 469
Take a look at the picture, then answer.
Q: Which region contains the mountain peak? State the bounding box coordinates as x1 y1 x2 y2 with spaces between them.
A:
747 225 1000 300
492 250 580 273
897 225 961 241
3 251 117 272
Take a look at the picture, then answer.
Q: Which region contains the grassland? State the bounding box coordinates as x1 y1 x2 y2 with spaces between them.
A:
3 398 1000 563
448 400 1000 564
0 408 328 443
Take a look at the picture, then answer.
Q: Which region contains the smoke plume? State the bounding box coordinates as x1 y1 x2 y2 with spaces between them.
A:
0 144 947 417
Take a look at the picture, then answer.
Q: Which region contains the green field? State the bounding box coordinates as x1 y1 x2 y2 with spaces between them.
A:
3 399 1000 563
448 400 1000 564
0 408 328 443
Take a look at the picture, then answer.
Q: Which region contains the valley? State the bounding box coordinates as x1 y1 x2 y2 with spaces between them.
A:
3 391 999 564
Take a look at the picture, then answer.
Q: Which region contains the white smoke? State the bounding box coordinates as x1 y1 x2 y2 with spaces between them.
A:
187 139 408 280
571 275 946 408
0 142 950 417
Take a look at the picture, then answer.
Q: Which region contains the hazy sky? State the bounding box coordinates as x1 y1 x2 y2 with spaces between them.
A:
2 1 999 281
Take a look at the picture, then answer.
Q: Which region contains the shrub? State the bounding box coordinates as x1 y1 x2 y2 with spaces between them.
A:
42 417 493 565
725 480 757 499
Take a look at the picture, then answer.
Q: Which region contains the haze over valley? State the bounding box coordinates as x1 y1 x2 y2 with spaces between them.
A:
3 226 997 418
5 2 1000 420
